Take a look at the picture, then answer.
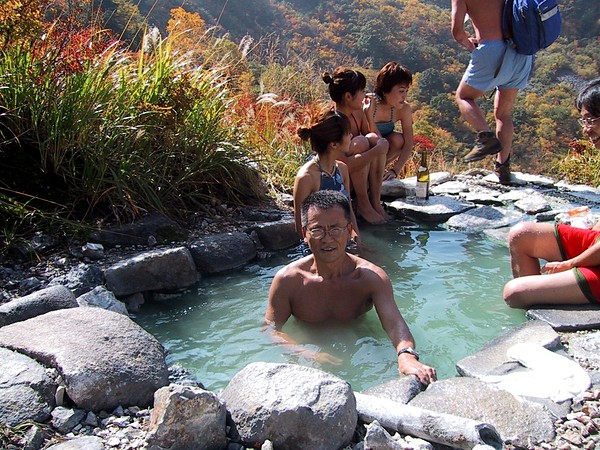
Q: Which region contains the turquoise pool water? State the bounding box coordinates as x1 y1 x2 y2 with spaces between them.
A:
134 219 526 392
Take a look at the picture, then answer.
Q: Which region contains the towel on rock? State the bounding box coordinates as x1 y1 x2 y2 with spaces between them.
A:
481 342 590 403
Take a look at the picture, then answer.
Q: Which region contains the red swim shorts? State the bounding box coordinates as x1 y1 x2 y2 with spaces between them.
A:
555 224 600 303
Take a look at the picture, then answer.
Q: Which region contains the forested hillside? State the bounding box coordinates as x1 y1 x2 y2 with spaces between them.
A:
1 0 599 249
130 0 598 174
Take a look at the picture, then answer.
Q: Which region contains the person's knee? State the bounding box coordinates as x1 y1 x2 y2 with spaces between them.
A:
508 222 536 250
351 136 370 153
503 279 529 308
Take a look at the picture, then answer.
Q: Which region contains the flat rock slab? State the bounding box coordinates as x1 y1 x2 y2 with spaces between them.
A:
457 320 561 378
409 377 556 448
526 305 600 331
0 307 169 411
430 180 469 195
446 206 523 231
514 194 551 215
387 196 475 223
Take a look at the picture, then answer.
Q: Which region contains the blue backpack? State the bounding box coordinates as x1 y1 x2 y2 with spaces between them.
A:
502 0 562 55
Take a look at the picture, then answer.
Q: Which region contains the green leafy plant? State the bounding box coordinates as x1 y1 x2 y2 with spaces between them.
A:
556 138 600 187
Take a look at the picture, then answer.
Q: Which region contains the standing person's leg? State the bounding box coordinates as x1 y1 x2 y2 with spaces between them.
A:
455 81 488 132
456 81 503 163
493 88 519 183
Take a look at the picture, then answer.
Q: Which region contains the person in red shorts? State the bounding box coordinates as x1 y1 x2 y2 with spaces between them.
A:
503 78 600 308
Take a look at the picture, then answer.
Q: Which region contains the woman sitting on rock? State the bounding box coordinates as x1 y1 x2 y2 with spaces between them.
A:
323 67 390 224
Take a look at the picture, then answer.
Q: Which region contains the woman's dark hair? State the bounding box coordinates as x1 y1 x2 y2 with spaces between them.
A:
375 61 413 98
322 67 367 103
297 107 350 155
576 78 600 118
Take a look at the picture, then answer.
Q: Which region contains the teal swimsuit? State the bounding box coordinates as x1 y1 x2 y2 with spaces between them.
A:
372 98 395 137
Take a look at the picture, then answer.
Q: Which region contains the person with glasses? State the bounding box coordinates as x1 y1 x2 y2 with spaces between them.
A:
294 106 361 244
503 78 600 309
265 190 437 386
324 67 391 224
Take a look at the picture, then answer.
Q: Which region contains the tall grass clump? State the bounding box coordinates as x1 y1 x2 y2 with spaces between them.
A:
0 20 264 250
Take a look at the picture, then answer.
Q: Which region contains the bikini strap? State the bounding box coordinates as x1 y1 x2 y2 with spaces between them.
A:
390 106 395 123
314 155 336 177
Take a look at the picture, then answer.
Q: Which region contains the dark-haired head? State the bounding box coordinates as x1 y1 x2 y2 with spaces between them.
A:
375 62 413 98
297 107 351 154
576 78 600 118
300 190 352 227
323 67 367 103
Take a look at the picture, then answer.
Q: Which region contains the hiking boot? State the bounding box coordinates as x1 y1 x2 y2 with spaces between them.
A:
463 131 502 163
495 157 512 185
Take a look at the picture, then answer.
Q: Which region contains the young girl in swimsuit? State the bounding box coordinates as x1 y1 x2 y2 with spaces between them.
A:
364 62 415 181
323 67 391 224
294 107 361 243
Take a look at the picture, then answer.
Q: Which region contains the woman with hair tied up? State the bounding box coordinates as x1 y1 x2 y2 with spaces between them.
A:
323 67 391 224
293 107 361 244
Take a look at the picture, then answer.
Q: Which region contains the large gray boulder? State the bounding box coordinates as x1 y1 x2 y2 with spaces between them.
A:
0 307 169 411
0 285 77 328
146 384 227 450
189 232 257 273
0 347 57 426
220 362 357 450
409 377 555 448
104 247 199 297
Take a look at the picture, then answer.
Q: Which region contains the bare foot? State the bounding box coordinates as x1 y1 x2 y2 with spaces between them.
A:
373 201 393 222
357 206 386 224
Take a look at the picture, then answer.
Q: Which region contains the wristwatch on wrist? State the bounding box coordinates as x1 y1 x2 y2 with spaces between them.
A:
397 347 419 360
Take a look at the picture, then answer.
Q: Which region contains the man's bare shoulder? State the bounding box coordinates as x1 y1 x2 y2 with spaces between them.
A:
274 255 313 281
349 254 389 281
